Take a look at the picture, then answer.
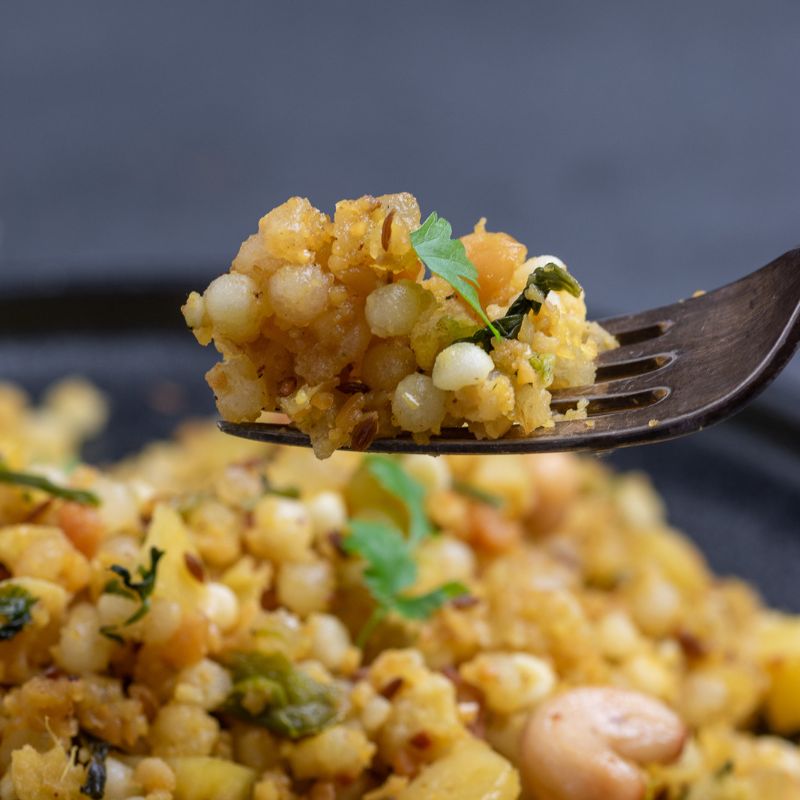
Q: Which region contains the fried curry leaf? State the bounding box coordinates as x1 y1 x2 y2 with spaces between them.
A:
363 455 431 544
461 262 583 351
99 547 165 643
0 584 37 641
78 735 109 800
343 519 469 645
0 465 99 506
411 212 499 337
223 651 340 739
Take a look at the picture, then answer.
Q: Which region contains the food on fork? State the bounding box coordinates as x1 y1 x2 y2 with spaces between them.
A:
183 193 616 458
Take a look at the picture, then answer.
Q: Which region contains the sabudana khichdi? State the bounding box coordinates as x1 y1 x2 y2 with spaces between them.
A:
1 379 800 799
182 194 616 458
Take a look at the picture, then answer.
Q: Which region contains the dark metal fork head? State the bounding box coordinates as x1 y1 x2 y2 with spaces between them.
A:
220 248 800 454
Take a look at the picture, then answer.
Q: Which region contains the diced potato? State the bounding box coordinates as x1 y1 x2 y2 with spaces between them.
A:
170 756 256 800
143 505 205 612
395 737 520 800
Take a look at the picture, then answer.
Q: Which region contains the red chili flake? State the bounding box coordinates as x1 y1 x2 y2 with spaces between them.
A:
350 413 379 451
338 380 371 395
380 677 405 700
183 552 205 583
381 210 395 251
277 377 298 397
409 731 432 750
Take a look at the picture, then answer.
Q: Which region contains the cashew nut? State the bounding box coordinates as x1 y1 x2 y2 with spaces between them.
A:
519 687 687 800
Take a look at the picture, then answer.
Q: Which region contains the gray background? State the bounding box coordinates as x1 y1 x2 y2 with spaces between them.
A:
0 1 799 608
1 0 798 392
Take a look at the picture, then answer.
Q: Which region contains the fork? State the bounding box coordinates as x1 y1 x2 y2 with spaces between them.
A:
219 248 800 455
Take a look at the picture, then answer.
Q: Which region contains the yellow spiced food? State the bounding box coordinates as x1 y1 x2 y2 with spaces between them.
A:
1 382 800 798
183 194 615 457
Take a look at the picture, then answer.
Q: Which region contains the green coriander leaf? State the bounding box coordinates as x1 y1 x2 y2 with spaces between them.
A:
223 651 340 739
391 581 470 619
363 455 431 544
344 519 471 643
0 466 99 506
411 212 498 337
343 519 417 598
0 584 38 641
451 479 504 509
460 262 583 352
100 547 165 642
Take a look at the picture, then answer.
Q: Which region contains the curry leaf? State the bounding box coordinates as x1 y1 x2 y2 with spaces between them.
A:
99 547 164 642
0 584 37 641
78 735 109 800
0 465 99 506
461 262 583 352
222 651 340 739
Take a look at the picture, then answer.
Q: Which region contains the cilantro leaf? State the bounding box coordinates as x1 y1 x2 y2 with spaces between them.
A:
460 262 582 351
391 581 469 619
411 213 498 337
99 547 165 642
0 584 37 641
363 455 431 544
343 518 470 644
0 465 99 506
343 519 417 599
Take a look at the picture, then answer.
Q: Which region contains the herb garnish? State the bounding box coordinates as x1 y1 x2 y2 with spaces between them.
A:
0 584 37 641
222 651 340 739
0 465 99 506
78 734 109 800
451 479 504 508
362 455 431 544
344 456 469 645
461 262 583 351
411 212 499 338
99 547 165 643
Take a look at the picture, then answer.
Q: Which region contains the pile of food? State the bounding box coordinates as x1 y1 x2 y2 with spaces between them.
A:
1 379 800 800
183 193 616 457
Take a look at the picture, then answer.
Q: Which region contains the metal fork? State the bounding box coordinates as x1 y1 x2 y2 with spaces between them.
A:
220 248 800 455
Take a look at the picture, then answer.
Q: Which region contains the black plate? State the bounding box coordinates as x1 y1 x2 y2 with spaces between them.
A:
2 277 798 610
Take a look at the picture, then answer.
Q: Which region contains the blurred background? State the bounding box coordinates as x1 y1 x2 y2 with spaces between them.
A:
1 2 798 603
